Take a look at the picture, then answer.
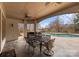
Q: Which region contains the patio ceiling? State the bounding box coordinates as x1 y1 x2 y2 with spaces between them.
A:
2 2 78 23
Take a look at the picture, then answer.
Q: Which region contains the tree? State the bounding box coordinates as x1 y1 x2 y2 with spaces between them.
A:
73 13 79 32
47 16 62 32
52 16 62 32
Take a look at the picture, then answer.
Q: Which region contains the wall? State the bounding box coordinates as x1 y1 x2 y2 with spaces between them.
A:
6 18 22 42
0 3 7 54
0 9 1 53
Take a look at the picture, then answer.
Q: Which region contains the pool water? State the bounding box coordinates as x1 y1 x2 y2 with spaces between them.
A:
47 34 79 37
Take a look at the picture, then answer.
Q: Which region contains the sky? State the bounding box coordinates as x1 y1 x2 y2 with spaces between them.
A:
39 13 75 28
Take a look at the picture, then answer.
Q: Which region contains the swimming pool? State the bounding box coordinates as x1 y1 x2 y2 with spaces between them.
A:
47 34 79 37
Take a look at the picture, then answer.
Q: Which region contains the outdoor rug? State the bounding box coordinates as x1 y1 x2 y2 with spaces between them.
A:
0 49 16 57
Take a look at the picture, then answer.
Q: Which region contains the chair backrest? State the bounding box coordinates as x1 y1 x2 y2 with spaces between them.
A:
27 32 35 38
25 32 40 47
48 38 55 49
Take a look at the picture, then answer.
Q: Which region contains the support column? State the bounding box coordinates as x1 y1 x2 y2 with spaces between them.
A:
34 19 37 35
34 23 36 33
24 20 27 37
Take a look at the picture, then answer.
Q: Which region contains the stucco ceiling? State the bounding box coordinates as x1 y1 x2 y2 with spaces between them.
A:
2 2 78 23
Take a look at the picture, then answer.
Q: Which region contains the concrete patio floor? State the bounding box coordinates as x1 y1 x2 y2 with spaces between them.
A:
53 37 79 57
2 36 79 57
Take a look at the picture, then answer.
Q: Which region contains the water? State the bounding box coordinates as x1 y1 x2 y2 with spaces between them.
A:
47 34 79 37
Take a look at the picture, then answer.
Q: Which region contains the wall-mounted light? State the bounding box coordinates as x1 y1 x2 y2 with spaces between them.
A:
11 24 13 27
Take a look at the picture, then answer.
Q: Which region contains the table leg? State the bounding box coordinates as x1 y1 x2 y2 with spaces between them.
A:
40 42 42 54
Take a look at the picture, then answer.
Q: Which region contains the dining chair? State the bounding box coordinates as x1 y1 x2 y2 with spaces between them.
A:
43 38 55 56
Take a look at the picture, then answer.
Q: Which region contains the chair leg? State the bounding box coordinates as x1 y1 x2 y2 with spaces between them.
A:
28 45 30 51
43 49 54 56
32 47 35 56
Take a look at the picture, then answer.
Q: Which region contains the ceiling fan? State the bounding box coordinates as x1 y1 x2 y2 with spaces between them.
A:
45 2 50 6
22 13 36 23
45 2 62 6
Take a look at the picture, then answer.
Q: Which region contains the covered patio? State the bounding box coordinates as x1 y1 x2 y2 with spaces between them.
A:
0 2 79 57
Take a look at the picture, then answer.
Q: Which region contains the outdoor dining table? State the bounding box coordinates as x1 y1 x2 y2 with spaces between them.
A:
38 35 50 54
26 35 50 54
